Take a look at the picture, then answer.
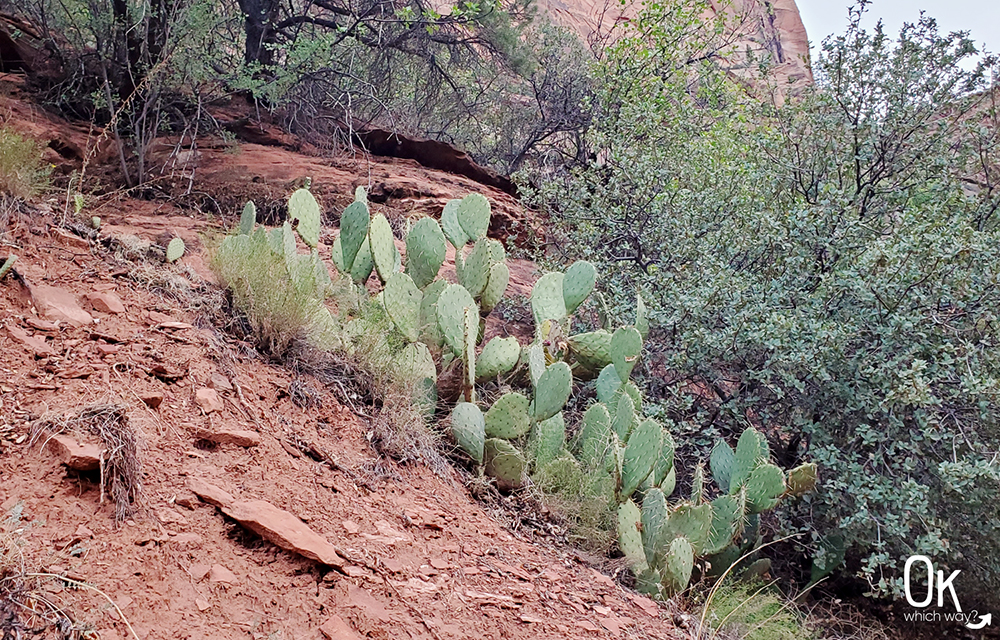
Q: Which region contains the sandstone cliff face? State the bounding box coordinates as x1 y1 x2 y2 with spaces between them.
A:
535 0 812 89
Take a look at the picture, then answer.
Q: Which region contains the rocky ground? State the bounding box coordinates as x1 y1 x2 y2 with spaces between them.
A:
0 82 690 640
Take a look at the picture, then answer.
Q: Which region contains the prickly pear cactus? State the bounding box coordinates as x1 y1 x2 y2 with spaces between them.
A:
484 438 527 491
620 418 662 500
662 503 712 555
567 330 613 372
787 462 818 496
530 361 572 422
289 188 321 248
484 392 531 439
405 217 446 289
652 430 676 488
350 239 374 284
166 237 185 263
617 500 648 574
661 537 694 596
450 402 485 463
730 428 769 493
705 493 745 555
437 284 477 357
610 326 642 382
418 279 448 346
475 336 520 382
745 463 785 514
480 262 510 314
369 214 398 283
458 239 492 298
641 488 669 566
457 193 490 241
384 273 422 342
340 200 370 273
562 260 597 315
529 412 565 467
577 403 611 468
441 199 468 249
531 272 567 327
596 364 621 405
239 201 256 235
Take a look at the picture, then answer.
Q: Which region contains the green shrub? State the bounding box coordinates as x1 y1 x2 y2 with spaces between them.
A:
702 581 813 640
0 126 50 199
535 0 1000 607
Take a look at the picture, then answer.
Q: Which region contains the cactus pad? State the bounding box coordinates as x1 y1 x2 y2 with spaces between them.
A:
458 239 491 298
450 402 485 463
166 237 185 262
641 488 668 567
710 441 736 493
662 503 713 556
384 273 422 342
437 284 477 357
636 292 649 340
730 428 769 493
568 330 613 372
441 199 468 249
289 188 321 248
562 260 597 314
529 411 565 467
620 417 661 500
531 272 567 326
484 438 526 491
350 238 374 284
745 463 785 514
652 428 675 487
617 500 648 574
662 537 694 596
578 403 612 468
596 364 622 405
475 336 520 382
340 200 370 272
368 213 398 283
530 361 572 422
457 193 490 240
690 463 706 504
611 326 642 382
405 217 446 289
418 279 448 346
481 262 509 313
705 494 744 555
484 392 531 439
787 462 818 497
239 201 256 235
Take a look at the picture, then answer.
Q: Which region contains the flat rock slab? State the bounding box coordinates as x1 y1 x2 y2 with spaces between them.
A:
29 284 93 327
87 292 126 314
320 615 363 640
195 387 223 413
196 429 260 447
223 499 346 568
7 324 55 358
46 434 102 471
187 477 235 508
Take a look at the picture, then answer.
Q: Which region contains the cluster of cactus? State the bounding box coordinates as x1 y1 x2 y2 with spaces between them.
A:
218 190 333 302
616 426 818 599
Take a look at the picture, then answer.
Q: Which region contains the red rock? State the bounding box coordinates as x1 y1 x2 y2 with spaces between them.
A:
87 292 126 314
140 392 164 409
170 532 203 545
196 429 260 447
221 499 346 568
46 435 102 471
320 615 363 640
53 228 89 249
194 388 223 413
96 343 119 356
26 317 59 332
29 284 93 327
196 598 211 611
187 478 235 508
209 372 233 391
148 310 175 324
188 563 212 581
7 324 55 358
74 524 95 539
208 564 237 584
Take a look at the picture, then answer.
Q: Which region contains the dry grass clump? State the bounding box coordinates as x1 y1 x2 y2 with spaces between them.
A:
30 404 143 522
0 126 50 199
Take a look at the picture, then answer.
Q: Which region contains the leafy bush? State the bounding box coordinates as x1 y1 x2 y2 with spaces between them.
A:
0 126 50 199
536 1 1000 607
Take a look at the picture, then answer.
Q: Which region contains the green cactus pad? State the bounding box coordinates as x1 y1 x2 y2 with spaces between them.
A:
450 402 485 463
529 412 565 467
457 193 490 240
611 326 642 382
730 428 769 493
652 428 675 487
485 238 506 266
611 381 643 416
354 186 367 202
530 361 572 422
660 466 676 497
710 441 736 493
418 279 448 346
475 336 520 382
481 262 510 313
636 292 649 340
641 488 669 567
662 537 694 596
568 330 613 372
484 392 531 439
437 284 477 357
578 403 612 468
340 200 370 272
617 500 649 574
787 462 818 497
368 213 398 283
620 418 661 500
463 307 477 397
331 237 345 272
289 188 321 248
484 438 526 491
705 494 744 555
166 237 185 263
350 238 374 284
562 260 597 315
458 239 491 298
0 254 16 280
384 273 423 342
662 503 713 556
441 199 469 249
404 217 446 289
526 342 546 387
745 463 785 514
612 393 635 442
596 364 622 405
239 201 256 235
530 272 567 326
690 463 706 505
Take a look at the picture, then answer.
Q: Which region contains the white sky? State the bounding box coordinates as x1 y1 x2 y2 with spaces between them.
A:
797 0 1000 56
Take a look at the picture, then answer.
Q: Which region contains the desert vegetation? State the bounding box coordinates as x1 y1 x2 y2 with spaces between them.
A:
1 0 998 637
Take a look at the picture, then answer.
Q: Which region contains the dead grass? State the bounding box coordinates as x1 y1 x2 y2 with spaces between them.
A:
29 404 144 523
0 126 50 200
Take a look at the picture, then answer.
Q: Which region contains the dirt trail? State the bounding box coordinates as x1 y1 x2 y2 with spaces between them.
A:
0 90 688 640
